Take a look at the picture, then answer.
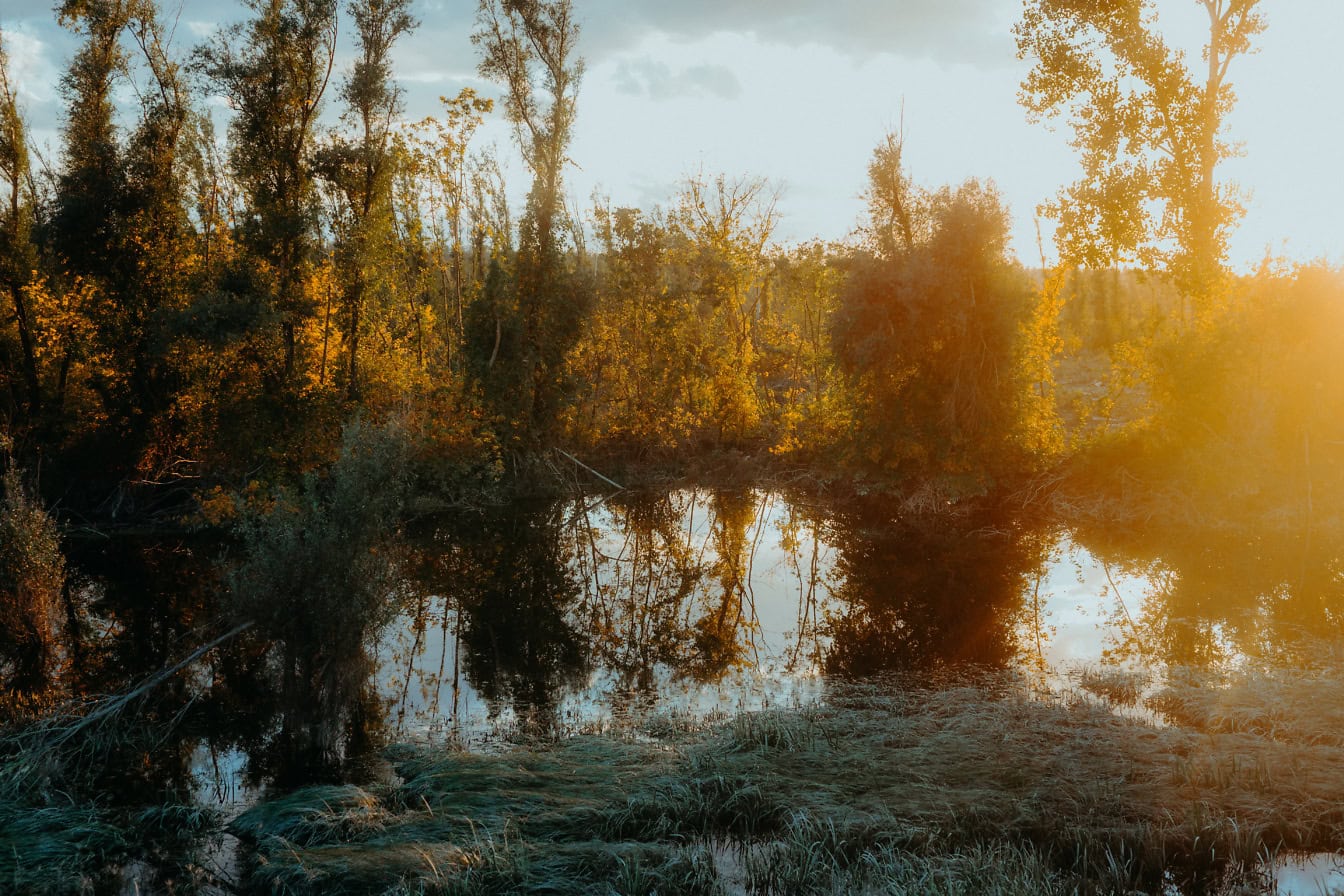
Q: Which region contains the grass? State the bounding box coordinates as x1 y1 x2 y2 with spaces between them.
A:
221 665 1344 895
5 658 1344 893
0 691 224 895
0 802 127 894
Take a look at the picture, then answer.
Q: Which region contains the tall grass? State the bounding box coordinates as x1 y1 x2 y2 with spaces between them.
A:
223 665 1344 895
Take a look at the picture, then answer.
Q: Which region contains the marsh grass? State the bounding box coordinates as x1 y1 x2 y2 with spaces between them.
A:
8 663 1340 894
0 802 127 893
1073 666 1149 708
230 785 391 847
220 666 1344 895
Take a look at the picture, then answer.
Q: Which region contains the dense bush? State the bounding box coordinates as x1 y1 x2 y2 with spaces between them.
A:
0 460 66 716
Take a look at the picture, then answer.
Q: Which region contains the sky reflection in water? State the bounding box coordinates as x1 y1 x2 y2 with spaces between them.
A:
373 489 1340 746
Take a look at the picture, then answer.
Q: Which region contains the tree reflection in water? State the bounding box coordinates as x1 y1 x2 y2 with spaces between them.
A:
384 490 1055 738
30 491 1344 798
821 499 1050 678
1074 523 1344 672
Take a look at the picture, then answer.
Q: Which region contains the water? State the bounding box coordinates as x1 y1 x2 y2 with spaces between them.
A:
372 488 1342 744
52 487 1344 797
1274 853 1344 895
25 486 1341 894
1274 854 1344 896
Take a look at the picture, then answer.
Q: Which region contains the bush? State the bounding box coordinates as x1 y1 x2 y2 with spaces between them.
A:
0 462 66 716
227 418 415 764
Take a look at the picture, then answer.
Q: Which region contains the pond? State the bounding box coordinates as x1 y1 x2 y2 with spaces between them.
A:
376 487 1344 747
58 485 1344 804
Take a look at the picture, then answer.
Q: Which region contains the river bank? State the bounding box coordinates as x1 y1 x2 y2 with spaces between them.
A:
12 662 1344 894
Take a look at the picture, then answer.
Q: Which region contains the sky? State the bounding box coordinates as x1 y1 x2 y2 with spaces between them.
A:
2 0 1342 269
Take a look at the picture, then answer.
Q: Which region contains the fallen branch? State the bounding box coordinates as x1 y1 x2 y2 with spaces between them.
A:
557 450 624 492
47 620 255 751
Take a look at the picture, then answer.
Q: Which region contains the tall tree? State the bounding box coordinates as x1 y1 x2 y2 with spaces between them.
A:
316 0 416 400
50 0 195 472
0 36 41 421
52 0 129 287
474 0 579 268
472 0 586 434
198 0 338 387
864 131 921 260
402 89 493 369
1015 0 1264 314
833 145 1052 482
117 0 194 442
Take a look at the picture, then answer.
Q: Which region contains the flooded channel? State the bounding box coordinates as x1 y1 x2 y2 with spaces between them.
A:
55 487 1344 801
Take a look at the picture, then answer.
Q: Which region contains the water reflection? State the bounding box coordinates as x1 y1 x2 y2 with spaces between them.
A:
381 492 1054 740
18 489 1342 894
62 537 227 800
821 500 1049 677
1071 523 1344 671
380 492 1344 744
42 491 1344 788
410 501 588 734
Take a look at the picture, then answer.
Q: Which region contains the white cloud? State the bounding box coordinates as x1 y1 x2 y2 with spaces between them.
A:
3 26 62 104
575 0 1011 67
612 58 742 101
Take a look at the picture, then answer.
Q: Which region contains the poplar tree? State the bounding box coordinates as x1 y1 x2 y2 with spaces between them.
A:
0 37 40 422
199 0 338 388
316 0 416 400
52 0 193 468
1015 0 1264 314
472 0 587 436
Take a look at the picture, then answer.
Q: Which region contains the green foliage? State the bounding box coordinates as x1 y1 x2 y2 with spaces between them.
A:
315 0 416 401
563 177 831 458
196 0 339 386
0 37 42 424
472 0 589 441
44 0 198 478
229 418 412 636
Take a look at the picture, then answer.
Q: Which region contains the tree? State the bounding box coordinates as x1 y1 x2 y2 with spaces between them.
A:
472 0 587 435
117 0 195 451
198 0 338 387
48 0 197 479
834 152 1053 483
400 89 494 371
1015 0 1264 314
863 130 922 260
669 173 778 445
315 0 416 401
474 0 579 267
0 36 41 422
565 201 684 451
52 0 129 288
673 171 778 346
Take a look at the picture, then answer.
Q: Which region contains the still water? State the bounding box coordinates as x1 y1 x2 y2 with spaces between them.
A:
374 487 1340 745
64 487 1342 795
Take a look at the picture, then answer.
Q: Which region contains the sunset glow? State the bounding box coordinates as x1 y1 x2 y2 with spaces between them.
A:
3 2 1344 893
